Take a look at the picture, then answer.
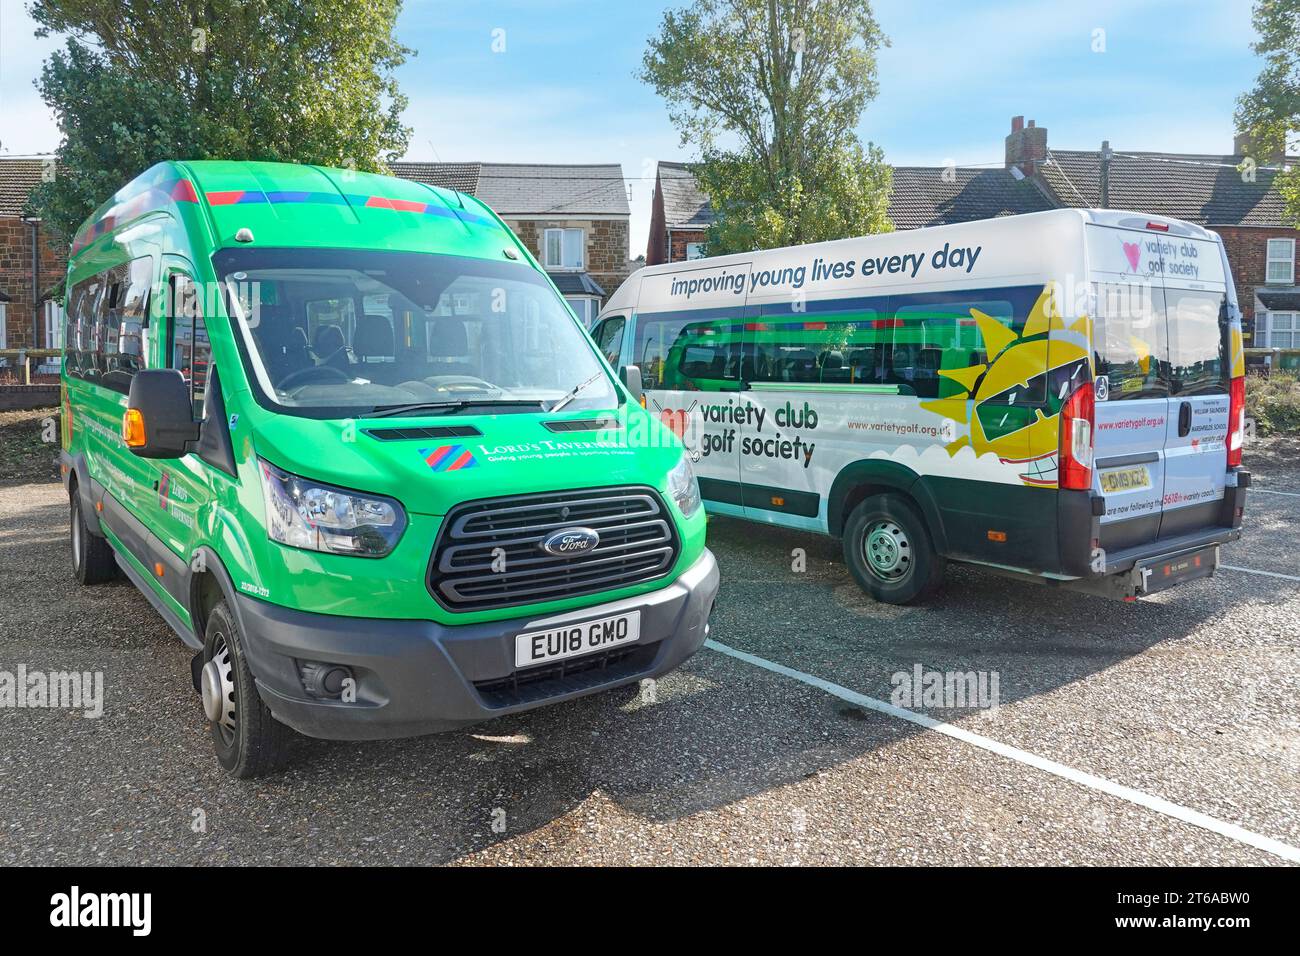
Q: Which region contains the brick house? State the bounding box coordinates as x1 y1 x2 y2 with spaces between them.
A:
0 157 67 366
645 161 714 265
391 161 630 327
649 118 1300 347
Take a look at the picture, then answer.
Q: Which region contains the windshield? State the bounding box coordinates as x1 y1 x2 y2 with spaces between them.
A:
212 248 617 417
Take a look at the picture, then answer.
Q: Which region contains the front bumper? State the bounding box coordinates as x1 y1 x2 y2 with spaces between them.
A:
233 549 720 740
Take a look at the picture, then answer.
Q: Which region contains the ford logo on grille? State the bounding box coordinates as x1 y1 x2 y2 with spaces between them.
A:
539 527 600 557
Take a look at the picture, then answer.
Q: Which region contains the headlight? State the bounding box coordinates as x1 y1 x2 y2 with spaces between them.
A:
258 460 406 557
667 453 702 519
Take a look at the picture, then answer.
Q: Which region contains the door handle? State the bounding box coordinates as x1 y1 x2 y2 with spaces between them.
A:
1178 401 1192 438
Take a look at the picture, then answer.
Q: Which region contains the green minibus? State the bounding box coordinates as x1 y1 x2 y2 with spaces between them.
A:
60 160 718 777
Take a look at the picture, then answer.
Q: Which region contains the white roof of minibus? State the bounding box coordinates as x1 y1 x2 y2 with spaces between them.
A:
601 207 1221 316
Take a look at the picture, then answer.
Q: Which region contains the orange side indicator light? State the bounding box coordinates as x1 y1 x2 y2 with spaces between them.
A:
95 501 103 513
154 562 165 577
123 408 146 447
987 530 1007 542
771 496 785 507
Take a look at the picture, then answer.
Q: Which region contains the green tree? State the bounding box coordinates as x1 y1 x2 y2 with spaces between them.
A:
641 0 892 253
1236 0 1300 222
26 0 413 240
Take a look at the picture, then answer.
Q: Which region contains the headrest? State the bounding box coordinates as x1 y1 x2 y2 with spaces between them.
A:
355 314 394 361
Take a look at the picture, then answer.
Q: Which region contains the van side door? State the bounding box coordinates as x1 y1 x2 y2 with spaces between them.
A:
140 261 216 583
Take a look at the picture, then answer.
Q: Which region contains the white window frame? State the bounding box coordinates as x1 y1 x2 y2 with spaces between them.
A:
1266 238 1295 285
564 295 599 328
685 241 706 261
0 302 7 350
1265 310 1297 348
543 228 585 271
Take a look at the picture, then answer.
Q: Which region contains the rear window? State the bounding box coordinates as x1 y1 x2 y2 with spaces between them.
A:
1166 289 1227 396
1093 282 1169 400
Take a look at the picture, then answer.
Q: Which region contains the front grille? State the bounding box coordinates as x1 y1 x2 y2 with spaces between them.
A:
541 418 621 433
429 486 679 611
473 644 657 708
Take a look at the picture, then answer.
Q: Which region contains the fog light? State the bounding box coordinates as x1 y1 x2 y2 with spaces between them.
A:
299 661 354 699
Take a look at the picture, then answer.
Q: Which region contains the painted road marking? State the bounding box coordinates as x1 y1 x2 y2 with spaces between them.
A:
705 638 1300 864
1221 564 1300 582
1251 487 1300 498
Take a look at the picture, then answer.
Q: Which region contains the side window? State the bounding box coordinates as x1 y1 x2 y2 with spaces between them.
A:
170 275 211 416
102 257 153 391
1093 282 1169 400
65 278 102 380
892 296 1028 402
747 308 881 386
633 314 740 391
1166 289 1227 396
592 315 625 367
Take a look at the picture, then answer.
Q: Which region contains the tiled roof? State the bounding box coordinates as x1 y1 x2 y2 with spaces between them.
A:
548 271 606 296
387 161 480 194
1039 150 1292 227
0 157 55 217
390 161 629 217
1257 287 1300 310
657 161 714 229
887 166 1054 229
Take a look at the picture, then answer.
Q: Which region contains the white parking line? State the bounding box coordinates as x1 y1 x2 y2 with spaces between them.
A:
705 638 1300 864
1221 564 1300 582
1252 487 1300 498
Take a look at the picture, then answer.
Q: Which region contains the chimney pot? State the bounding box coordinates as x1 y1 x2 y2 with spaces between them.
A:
1011 116 1024 133
1006 115 1048 176
1028 119 1036 128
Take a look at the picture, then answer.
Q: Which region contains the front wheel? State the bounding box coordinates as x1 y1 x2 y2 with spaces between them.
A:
201 600 294 778
842 493 945 605
70 490 118 585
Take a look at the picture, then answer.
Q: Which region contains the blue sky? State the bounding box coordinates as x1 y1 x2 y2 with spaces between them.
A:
0 0 1263 252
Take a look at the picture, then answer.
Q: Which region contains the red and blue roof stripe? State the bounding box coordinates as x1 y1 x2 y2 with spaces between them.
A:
72 175 488 255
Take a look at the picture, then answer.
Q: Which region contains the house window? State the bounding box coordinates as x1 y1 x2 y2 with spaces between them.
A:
1266 311 1297 348
1266 238 1295 284
544 228 584 270
0 302 7 350
564 296 598 328
685 242 706 260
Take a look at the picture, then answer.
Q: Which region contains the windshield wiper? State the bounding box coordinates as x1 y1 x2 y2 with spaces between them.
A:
547 372 605 413
369 399 544 418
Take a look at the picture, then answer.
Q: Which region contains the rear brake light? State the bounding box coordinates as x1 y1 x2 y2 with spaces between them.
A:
1059 380 1095 490
1146 221 1170 232
1227 375 1245 468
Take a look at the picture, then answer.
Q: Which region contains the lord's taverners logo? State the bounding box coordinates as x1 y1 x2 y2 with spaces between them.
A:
421 445 478 472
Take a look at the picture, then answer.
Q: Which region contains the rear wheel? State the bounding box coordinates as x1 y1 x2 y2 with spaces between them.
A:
201 600 294 778
70 490 118 585
843 493 945 604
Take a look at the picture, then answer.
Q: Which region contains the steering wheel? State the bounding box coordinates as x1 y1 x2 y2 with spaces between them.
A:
277 364 352 391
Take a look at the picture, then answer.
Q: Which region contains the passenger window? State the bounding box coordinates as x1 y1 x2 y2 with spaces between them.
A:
1093 282 1169 400
102 258 153 390
592 315 625 367
747 308 882 386
892 296 1029 402
170 275 211 416
65 278 102 380
1166 289 1227 396
634 315 740 391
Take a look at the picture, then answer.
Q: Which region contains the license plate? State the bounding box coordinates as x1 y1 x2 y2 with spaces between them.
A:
1140 546 1217 595
1100 465 1152 493
514 610 641 669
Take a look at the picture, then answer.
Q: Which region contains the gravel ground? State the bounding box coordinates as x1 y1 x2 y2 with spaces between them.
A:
0 429 1296 866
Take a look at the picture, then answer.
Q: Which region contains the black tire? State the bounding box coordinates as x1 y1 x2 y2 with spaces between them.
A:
70 489 118 585
201 600 294 778
842 493 945 605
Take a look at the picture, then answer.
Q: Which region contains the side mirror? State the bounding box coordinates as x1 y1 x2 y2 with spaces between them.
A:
619 364 643 405
124 369 201 459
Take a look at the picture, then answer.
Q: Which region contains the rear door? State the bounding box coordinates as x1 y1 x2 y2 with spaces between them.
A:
1158 241 1230 538
1087 226 1171 551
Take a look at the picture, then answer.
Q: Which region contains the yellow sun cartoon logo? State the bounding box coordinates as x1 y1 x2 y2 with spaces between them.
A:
919 285 1093 488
